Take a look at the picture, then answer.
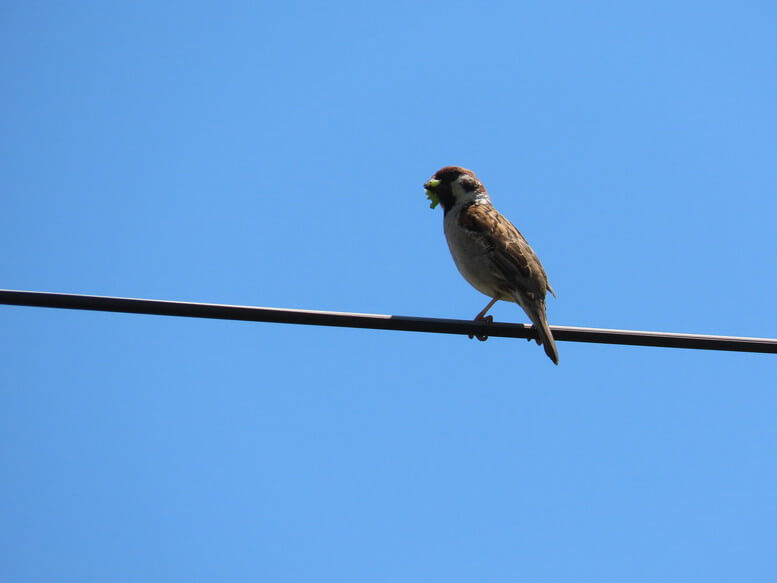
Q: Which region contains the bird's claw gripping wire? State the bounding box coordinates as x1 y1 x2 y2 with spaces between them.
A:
468 314 493 342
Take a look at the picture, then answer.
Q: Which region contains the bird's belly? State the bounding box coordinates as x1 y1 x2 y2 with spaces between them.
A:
453 253 503 298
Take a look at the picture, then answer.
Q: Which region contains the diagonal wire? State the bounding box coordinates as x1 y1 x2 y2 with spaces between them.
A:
1 289 776 354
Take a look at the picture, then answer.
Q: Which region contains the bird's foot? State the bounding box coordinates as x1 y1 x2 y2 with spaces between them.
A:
468 315 493 342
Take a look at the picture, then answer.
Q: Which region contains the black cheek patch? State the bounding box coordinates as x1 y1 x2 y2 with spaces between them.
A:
459 176 479 192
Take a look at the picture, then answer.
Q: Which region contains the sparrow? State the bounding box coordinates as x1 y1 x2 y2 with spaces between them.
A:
423 166 559 364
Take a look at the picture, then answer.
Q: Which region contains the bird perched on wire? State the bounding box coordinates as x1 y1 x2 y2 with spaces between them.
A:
423 166 559 364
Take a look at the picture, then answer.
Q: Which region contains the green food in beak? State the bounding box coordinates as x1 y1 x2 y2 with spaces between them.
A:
424 179 441 209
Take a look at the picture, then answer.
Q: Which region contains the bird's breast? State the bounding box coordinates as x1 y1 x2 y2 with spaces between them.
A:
443 209 508 300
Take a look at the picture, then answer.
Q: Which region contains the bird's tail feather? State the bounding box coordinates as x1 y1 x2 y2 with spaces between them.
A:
535 317 559 365
519 298 559 365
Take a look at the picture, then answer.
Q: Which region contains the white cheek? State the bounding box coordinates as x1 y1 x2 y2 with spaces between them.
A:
450 182 468 201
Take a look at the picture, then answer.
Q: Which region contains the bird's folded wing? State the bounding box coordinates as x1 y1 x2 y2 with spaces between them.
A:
457 203 547 296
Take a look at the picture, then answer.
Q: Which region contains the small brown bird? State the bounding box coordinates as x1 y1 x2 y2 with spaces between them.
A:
424 166 559 364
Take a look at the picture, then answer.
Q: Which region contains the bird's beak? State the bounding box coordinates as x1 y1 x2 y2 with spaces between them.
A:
424 178 441 209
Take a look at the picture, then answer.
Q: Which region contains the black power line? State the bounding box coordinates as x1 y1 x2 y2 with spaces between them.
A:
2 289 775 354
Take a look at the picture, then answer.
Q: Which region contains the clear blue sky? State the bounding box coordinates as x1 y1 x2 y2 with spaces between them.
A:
2 2 776 581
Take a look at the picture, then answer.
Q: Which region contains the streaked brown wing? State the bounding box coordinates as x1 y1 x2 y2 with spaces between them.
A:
457 202 550 297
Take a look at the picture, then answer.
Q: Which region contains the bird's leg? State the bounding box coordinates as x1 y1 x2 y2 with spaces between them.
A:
474 297 499 322
468 297 499 342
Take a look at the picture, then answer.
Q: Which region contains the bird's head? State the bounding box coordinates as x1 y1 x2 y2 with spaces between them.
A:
423 166 487 212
